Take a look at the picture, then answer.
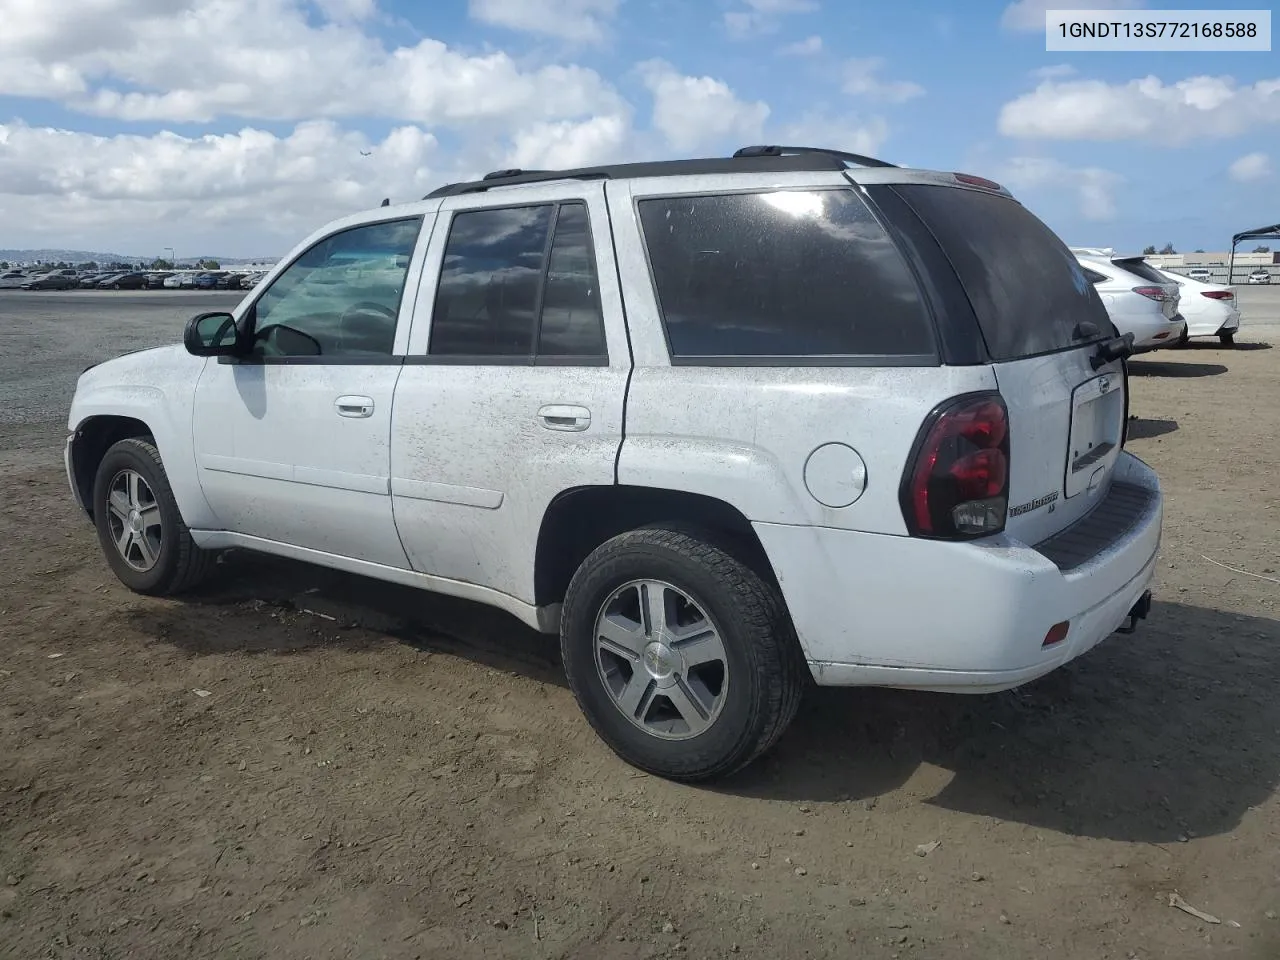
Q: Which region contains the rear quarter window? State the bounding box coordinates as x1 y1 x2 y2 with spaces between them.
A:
636 188 935 363
893 184 1111 362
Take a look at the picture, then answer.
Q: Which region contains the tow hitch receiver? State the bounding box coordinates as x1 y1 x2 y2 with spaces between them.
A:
1117 589 1153 635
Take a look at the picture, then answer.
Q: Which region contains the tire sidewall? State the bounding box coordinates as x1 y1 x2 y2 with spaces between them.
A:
92 442 182 593
561 538 770 776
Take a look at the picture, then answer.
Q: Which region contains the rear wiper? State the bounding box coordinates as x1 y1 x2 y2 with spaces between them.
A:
1090 331 1135 370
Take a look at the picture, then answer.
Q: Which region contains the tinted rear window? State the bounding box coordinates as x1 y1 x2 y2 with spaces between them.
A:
1114 258 1170 285
894 184 1110 361
637 189 934 361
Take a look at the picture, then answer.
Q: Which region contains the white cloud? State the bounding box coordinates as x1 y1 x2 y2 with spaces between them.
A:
503 114 634 169
0 119 441 251
313 0 376 20
1229 152 1272 182
774 114 891 158
638 59 769 151
1001 0 1145 32
1032 63 1076 80
0 0 623 126
468 0 619 43
779 35 823 56
997 157 1124 221
725 0 817 39
999 75 1280 143
843 58 925 103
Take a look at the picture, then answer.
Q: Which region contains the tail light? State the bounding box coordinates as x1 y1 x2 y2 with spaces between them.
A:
1132 286 1167 301
1200 290 1233 300
900 392 1010 540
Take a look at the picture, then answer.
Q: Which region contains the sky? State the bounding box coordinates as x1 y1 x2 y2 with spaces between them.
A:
0 0 1276 259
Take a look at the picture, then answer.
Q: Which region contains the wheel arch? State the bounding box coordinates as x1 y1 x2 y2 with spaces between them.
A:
533 484 779 608
69 415 155 519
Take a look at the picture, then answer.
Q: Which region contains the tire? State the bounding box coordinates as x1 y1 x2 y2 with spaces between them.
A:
560 523 807 782
1220 332 1235 346
91 438 215 596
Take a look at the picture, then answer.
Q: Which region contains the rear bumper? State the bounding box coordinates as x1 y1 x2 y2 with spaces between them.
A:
754 451 1162 693
1132 314 1186 350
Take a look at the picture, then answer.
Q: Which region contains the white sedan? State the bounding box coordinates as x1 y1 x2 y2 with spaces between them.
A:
1074 252 1186 350
1156 268 1242 346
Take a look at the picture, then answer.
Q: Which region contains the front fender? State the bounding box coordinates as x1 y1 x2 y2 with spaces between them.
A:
68 347 218 530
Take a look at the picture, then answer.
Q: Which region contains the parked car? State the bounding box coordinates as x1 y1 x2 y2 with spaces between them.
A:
1156 268 1242 345
64 147 1163 781
216 273 245 290
147 273 174 288
192 273 220 289
162 274 186 289
79 273 108 288
98 272 149 290
1185 268 1212 282
22 273 78 290
1248 269 1271 284
0 273 29 289
1073 251 1186 350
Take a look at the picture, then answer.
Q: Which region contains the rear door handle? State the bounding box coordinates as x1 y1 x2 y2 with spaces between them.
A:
335 395 375 418
537 404 591 432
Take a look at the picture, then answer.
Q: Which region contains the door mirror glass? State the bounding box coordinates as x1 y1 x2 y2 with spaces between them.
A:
184 311 242 356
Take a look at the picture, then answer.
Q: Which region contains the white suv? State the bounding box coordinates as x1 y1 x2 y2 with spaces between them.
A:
65 147 1163 781
1072 250 1186 350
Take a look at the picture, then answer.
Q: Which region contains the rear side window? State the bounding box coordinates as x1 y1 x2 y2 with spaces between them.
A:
637 189 934 362
1082 267 1108 285
894 185 1110 361
428 201 607 361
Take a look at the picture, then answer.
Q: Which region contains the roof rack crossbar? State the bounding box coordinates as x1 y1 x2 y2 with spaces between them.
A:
732 144 898 169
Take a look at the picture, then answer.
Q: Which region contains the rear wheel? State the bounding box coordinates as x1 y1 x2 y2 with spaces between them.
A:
1220 332 1235 346
560 524 806 782
91 438 215 596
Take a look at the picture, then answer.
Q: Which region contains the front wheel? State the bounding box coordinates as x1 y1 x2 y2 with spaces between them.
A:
91 438 215 596
560 524 806 782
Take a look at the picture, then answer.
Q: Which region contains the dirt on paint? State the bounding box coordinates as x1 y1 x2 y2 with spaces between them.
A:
2 299 1279 959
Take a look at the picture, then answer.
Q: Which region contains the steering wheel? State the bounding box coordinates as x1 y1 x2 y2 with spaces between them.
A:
339 301 397 324
338 301 398 352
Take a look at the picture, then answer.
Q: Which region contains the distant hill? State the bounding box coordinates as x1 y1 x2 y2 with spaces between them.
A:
0 248 272 266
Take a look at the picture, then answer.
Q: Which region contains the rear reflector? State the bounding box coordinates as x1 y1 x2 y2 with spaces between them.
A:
1132 286 1167 301
953 173 1003 191
1201 290 1234 300
1043 621 1070 647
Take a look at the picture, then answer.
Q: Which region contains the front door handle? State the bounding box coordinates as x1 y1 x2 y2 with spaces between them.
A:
537 404 591 432
335 395 375 418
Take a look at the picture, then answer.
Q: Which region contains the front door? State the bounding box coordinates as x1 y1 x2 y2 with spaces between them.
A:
191 214 428 568
389 183 632 605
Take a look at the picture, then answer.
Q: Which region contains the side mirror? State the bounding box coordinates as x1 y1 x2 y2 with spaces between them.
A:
184 311 243 357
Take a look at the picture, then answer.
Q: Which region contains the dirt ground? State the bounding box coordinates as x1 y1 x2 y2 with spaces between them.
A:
2 291 1279 960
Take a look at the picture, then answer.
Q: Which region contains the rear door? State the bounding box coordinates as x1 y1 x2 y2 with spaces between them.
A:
887 183 1126 545
389 181 631 607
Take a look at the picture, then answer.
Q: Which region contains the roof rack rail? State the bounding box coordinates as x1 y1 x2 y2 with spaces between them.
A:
424 169 610 199
421 147 875 199
732 144 897 169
